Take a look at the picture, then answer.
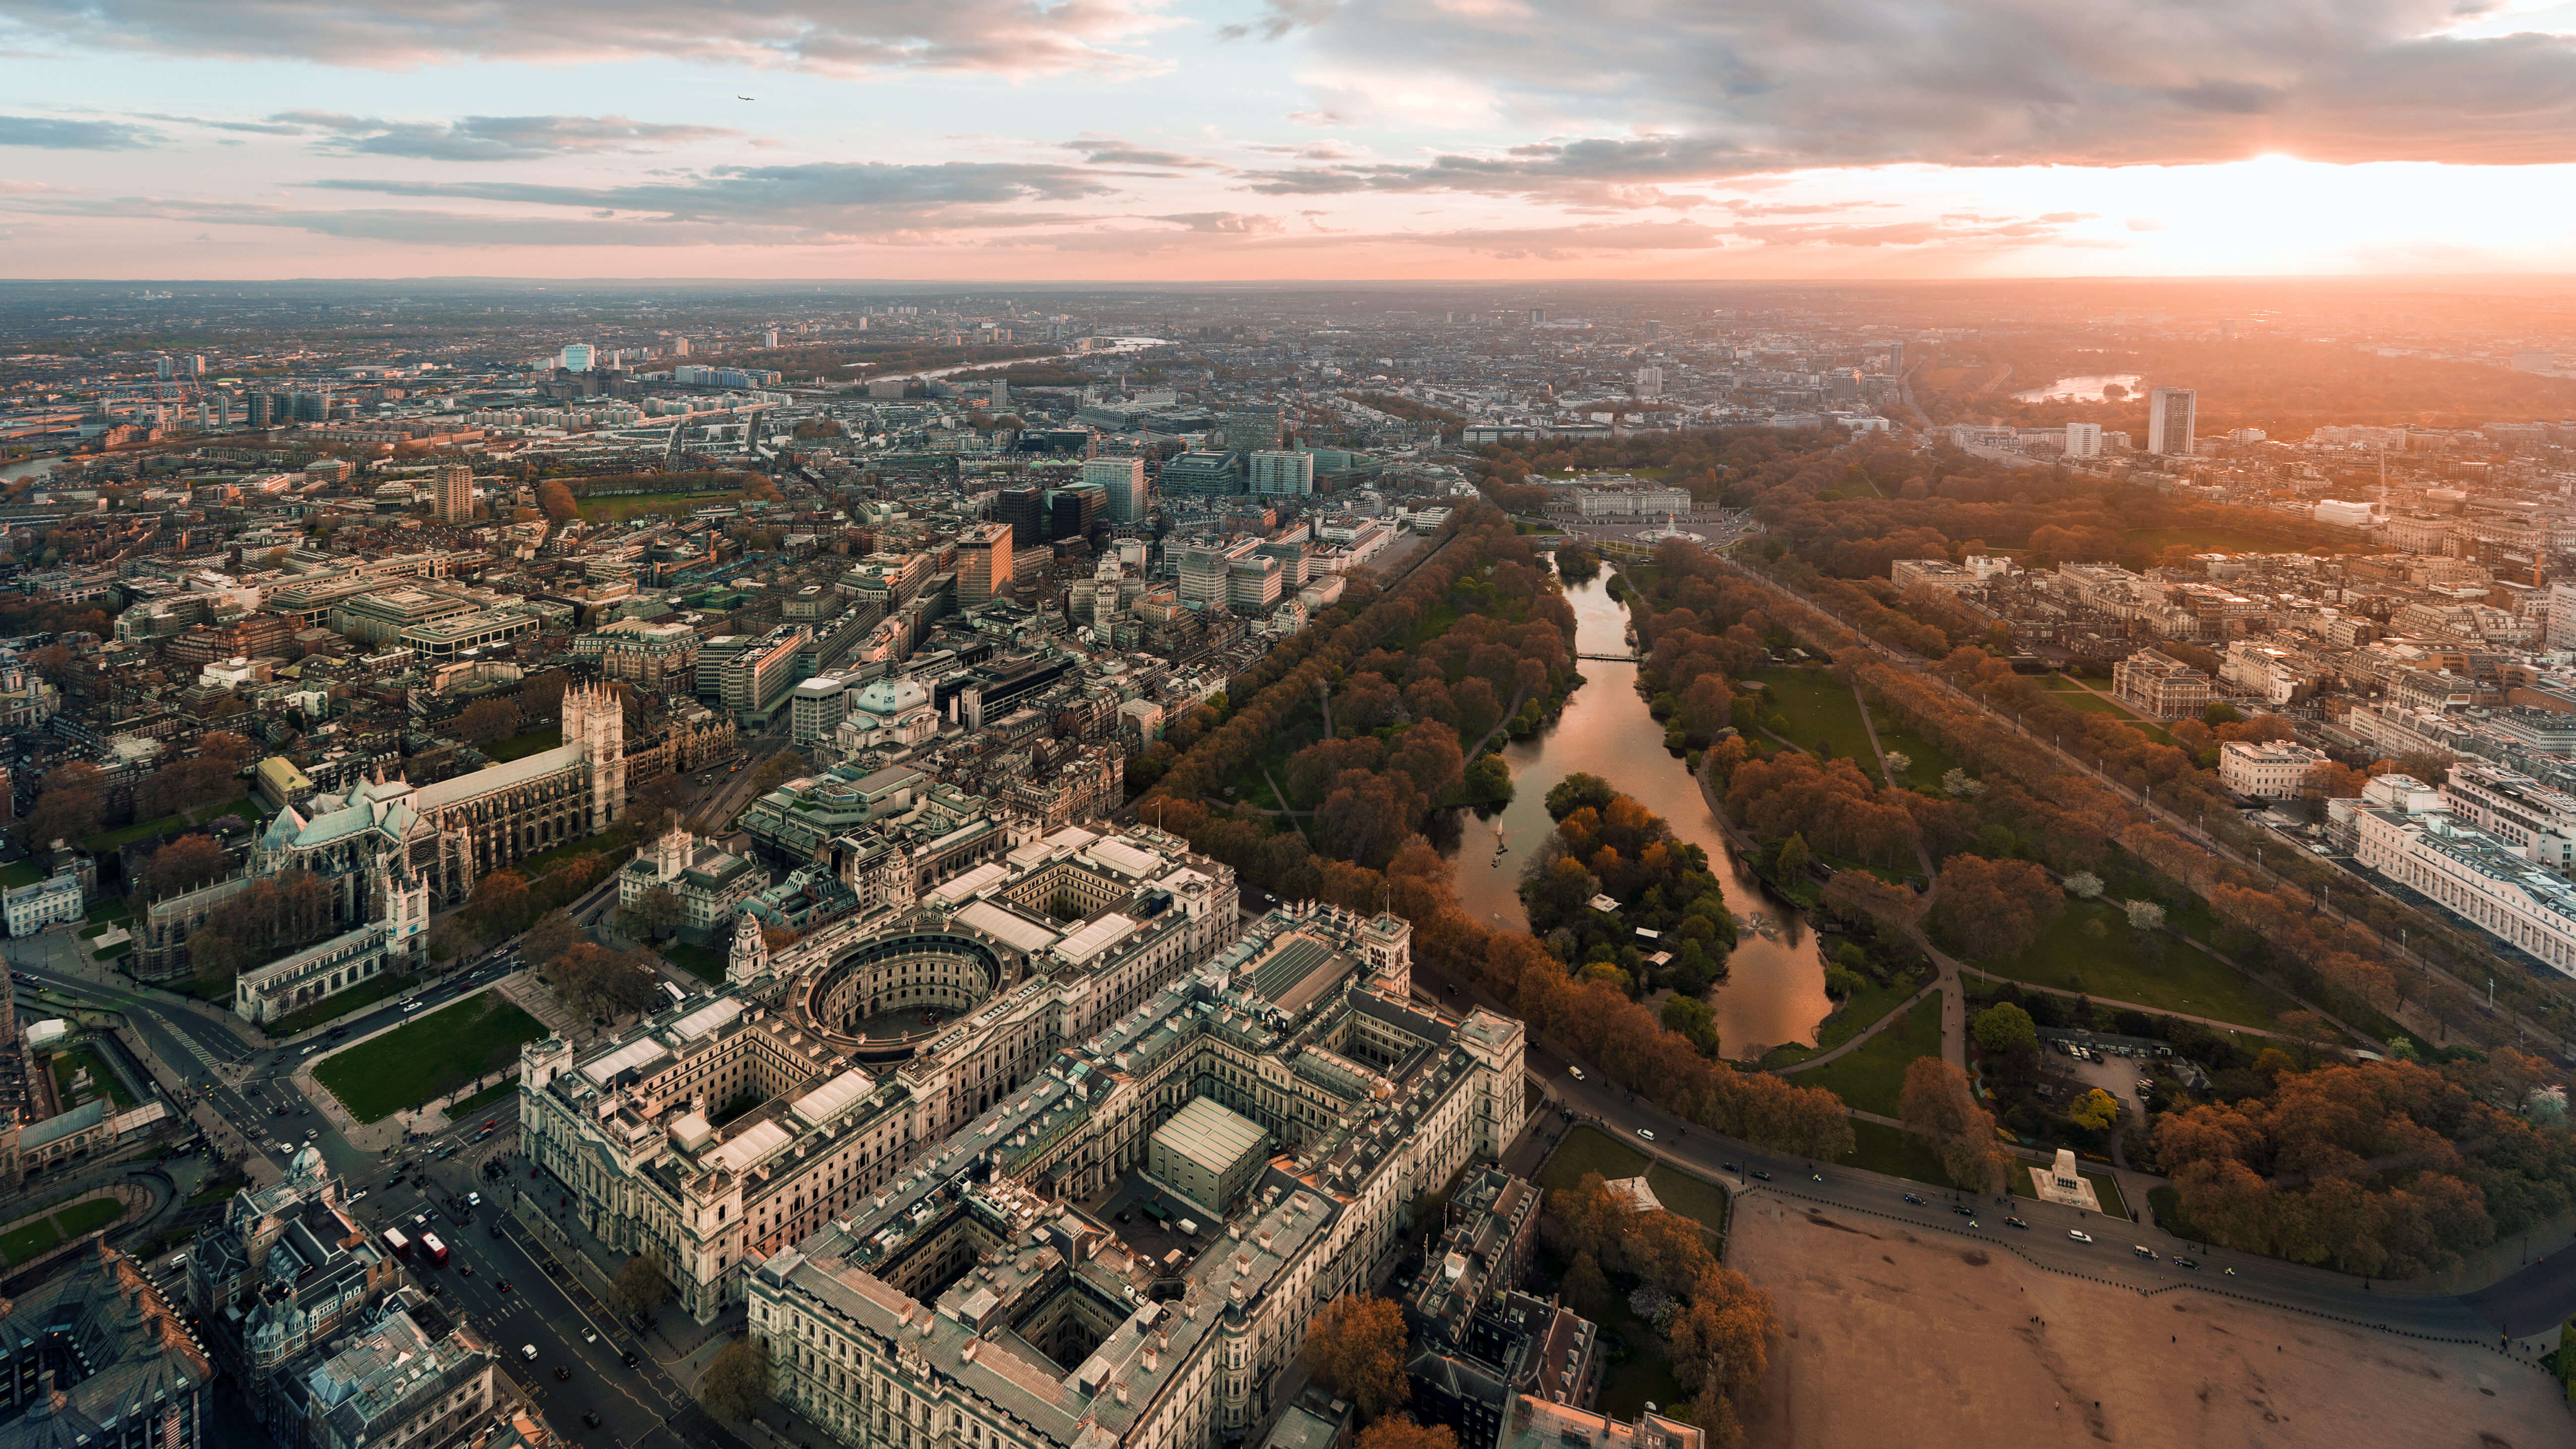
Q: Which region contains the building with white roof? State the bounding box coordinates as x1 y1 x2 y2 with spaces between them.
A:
2354 776 2576 980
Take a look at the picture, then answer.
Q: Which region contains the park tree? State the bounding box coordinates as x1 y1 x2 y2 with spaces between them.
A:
1660 994 1720 1057
1927 854 2064 961
1899 1057 2007 1193
1545 772 1617 820
611 1252 673 1318
699 1337 770 1417
536 480 580 522
1775 832 1813 879
453 697 524 746
23 761 106 849
1970 1002 2037 1056
1560 1250 1614 1323
2068 1088 2121 1133
522 910 581 968
2122 899 2167 932
141 834 227 899
624 887 685 942
469 871 530 931
1302 1294 1409 1421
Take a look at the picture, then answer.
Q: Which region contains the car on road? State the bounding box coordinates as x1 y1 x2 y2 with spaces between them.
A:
466 1192 482 1208
1902 1194 1923 1205
1951 1204 1973 1217
521 1345 538 1361
582 1412 601 1429
621 1350 639 1368
582 1329 597 1344
553 1366 570 1382
1749 1169 1772 1181
2004 1217 2028 1229
1721 1162 1739 1173
2132 1245 2157 1260
1636 1128 1655 1142
1567 1066 1585 1081
496 1280 512 1294
2067 1230 2094 1244
2172 1257 2199 1270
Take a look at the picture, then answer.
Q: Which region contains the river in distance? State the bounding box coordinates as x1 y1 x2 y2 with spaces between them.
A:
1434 570 1831 1058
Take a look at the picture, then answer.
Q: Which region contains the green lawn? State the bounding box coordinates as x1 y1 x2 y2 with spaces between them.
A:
85 796 261 853
83 897 130 924
445 1080 518 1121
1834 1117 1953 1188
1644 1166 1730 1241
486 726 564 763
1744 667 1878 764
574 490 744 523
1762 973 1929 1069
1864 702 1967 793
1979 900 2294 1029
661 941 727 985
48 1047 136 1109
265 972 417 1036
2010 1159 2131 1221
1796 994 1946 1117
0 1196 128 1264
2043 685 2175 746
95 942 131 962
0 861 45 888
522 823 636 874
1537 1126 1651 1191
184 1182 244 1208
313 994 547 1124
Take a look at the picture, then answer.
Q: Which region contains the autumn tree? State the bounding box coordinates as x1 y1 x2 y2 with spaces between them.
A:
1302 1294 1409 1421
1899 1057 2006 1193
536 480 580 522
1355 1418 1456 1449
1927 854 2064 961
622 887 685 941
611 1251 673 1318
469 870 530 931
22 761 106 849
521 910 581 969
141 834 227 899
453 697 524 746
699 1336 770 1417
1664 1263 1778 1446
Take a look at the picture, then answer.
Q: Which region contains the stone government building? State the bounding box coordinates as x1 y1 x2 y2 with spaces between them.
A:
513 818 1525 1449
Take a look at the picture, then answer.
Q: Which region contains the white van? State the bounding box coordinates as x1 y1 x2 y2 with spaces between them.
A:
521 1344 539 1362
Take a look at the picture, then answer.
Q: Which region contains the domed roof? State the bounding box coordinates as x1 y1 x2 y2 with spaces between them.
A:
853 677 929 717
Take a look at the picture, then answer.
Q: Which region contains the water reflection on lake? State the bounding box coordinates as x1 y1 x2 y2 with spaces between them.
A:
1437 570 1831 1057
2010 373 2143 404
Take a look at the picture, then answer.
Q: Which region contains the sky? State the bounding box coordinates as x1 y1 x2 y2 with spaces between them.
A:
9 0 2576 280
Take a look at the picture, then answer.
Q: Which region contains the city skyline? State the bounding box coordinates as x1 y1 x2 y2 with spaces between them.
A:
11 2 2576 279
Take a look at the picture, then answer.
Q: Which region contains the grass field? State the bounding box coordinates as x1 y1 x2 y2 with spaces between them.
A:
1763 974 1930 1069
85 796 261 853
1979 900 2293 1029
0 1197 126 1264
1537 1126 1652 1190
574 490 742 522
1645 1165 1731 1239
662 941 727 985
486 726 563 763
266 973 416 1037
314 994 547 1124
1834 1117 1953 1187
0 861 44 889
1796 994 1946 1116
1744 667 1878 764
522 823 635 874
48 1047 135 1109
445 1080 517 1121
1864 703 1968 793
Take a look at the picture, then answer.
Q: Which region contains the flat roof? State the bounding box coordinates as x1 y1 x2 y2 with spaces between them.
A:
954 899 1062 955
710 1118 793 1175
1150 1096 1266 1174
791 1068 873 1128
580 1038 669 1085
1051 912 1138 967
672 998 744 1041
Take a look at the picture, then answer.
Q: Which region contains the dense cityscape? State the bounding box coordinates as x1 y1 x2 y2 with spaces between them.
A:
0 277 2565 1449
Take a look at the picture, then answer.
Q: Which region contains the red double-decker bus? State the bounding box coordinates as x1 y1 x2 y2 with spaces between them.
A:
420 1232 450 1267
383 1227 411 1260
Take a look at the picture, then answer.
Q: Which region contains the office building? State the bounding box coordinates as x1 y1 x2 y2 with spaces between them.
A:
716 884 1523 1449
1634 366 1663 399
432 462 473 522
671 336 691 356
2217 740 2329 800
1049 484 1105 542
276 1297 495 1449
156 356 174 381
2 871 82 937
2111 648 2213 719
959 521 1013 604
0 1243 212 1449
2063 421 2102 458
1222 406 1281 453
1249 450 1316 497
763 329 780 348
1159 451 1242 497
2147 387 2196 456
995 487 1047 548
561 343 593 372
1085 456 1149 523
